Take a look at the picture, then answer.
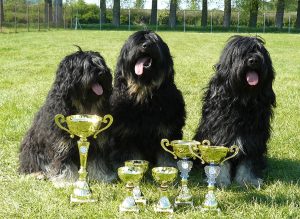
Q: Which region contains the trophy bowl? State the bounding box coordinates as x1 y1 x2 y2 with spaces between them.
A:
161 139 200 207
125 160 149 174
118 166 144 212
152 167 178 213
54 113 113 203
189 140 239 212
124 160 149 205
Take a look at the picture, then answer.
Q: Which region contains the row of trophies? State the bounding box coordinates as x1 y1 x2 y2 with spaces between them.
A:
54 113 239 213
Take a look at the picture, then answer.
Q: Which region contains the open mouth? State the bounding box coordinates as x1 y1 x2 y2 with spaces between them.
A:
134 56 152 76
91 82 103 95
246 71 259 86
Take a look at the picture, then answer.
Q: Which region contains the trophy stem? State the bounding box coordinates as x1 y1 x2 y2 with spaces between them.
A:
154 184 173 213
119 183 139 212
70 138 96 203
201 164 221 212
175 159 193 207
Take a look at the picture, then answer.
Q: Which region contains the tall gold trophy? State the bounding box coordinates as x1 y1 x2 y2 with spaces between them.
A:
54 114 113 203
161 139 200 207
189 140 239 212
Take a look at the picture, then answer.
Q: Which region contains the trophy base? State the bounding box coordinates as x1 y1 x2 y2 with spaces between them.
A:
174 199 193 208
134 197 147 205
200 206 221 214
119 205 139 213
70 194 97 203
154 206 174 213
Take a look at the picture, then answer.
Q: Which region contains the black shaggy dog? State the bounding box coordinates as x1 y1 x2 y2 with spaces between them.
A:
108 30 186 169
19 47 114 186
194 36 276 188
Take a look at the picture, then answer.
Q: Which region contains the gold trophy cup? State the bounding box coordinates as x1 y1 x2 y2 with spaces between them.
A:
189 140 239 212
152 167 178 213
54 114 113 203
125 160 149 205
118 166 144 212
161 139 200 208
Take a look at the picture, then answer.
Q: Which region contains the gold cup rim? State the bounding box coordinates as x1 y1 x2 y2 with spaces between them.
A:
170 140 201 147
118 166 144 175
152 167 178 175
124 160 149 166
66 114 102 123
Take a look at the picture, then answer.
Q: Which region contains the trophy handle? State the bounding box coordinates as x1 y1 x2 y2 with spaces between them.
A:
54 114 74 138
93 114 113 138
160 139 177 159
188 144 205 164
221 145 239 164
202 140 211 146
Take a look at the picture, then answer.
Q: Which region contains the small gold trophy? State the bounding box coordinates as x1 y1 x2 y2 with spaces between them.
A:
161 139 200 208
118 166 144 212
54 114 113 203
189 140 239 212
124 160 149 205
152 167 178 213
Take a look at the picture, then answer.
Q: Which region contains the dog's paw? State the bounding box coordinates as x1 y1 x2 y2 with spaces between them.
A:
29 172 46 180
234 162 263 189
216 162 231 188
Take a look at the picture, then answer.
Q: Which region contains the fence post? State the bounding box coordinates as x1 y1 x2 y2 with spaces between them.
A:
48 3 50 30
0 0 2 32
237 11 240 32
288 15 291 33
14 4 17 33
63 5 65 29
38 5 40 31
210 11 212 33
128 8 131 30
27 4 29 32
263 13 265 33
183 10 186 32
156 9 158 31
70 6 73 29
99 1 101 30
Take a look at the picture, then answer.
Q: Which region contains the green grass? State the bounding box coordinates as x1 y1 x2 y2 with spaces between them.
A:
1 30 300 218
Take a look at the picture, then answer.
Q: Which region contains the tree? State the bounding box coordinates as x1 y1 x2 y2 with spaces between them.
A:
44 0 53 25
100 0 107 24
135 0 145 9
113 0 120 27
54 0 63 26
201 0 207 27
150 0 157 25
275 0 285 28
296 0 300 28
249 0 259 28
223 0 231 28
169 0 177 28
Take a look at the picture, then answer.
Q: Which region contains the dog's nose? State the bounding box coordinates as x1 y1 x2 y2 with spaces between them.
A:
248 57 259 66
142 42 150 49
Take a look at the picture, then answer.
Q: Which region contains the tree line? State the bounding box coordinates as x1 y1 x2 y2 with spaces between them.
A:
1 0 300 29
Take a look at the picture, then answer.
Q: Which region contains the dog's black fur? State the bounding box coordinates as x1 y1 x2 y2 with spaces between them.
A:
194 36 276 188
108 30 186 170
19 47 114 186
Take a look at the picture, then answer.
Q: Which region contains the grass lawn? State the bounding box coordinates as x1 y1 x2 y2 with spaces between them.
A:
0 30 300 218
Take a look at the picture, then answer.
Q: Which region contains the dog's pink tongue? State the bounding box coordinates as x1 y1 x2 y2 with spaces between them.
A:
246 71 259 86
92 83 103 95
134 57 149 75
